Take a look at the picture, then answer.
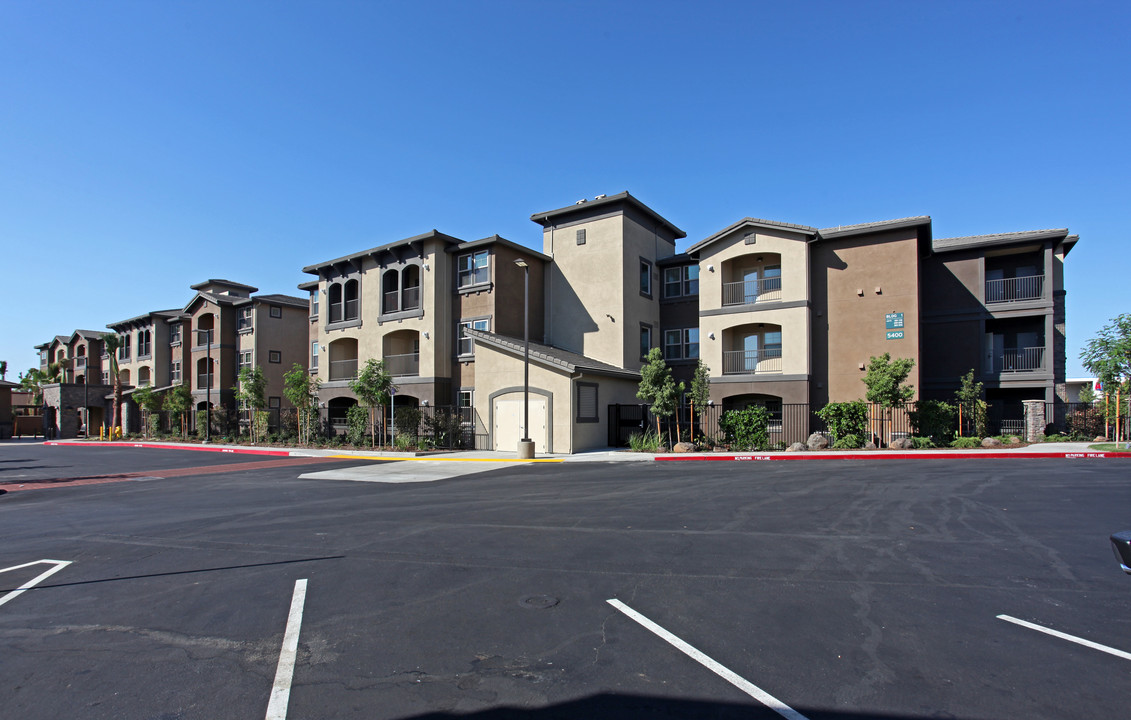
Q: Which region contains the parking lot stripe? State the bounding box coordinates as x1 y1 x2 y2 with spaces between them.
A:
997 614 1131 661
266 578 308 720
607 598 809 720
0 560 72 609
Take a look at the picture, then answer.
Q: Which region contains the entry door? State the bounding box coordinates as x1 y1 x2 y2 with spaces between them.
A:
741 268 760 303
494 396 547 453
743 334 760 372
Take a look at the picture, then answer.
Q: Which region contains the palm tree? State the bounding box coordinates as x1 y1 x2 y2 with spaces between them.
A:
100 333 123 434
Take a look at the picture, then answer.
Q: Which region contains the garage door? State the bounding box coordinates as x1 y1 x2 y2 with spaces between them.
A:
494 395 547 453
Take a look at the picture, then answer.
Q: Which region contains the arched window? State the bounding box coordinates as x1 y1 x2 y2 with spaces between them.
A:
328 283 343 323
138 367 151 386
196 357 214 389
402 265 421 310
196 314 215 346
344 279 360 320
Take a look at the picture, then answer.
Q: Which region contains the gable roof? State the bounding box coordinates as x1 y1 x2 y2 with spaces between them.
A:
107 309 182 330
465 329 641 380
189 279 258 293
818 216 932 240
530 191 686 239
446 235 552 262
688 217 818 254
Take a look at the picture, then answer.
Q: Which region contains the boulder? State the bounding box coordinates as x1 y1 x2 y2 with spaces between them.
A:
787 442 807 452
981 437 1002 448
863 441 878 449
806 432 829 451
1095 436 1109 442
1009 436 1022 445
712 446 727 453
656 446 670 454
888 438 914 450
672 442 697 453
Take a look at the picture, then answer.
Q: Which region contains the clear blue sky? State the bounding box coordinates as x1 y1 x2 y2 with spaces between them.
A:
2 1 1126 381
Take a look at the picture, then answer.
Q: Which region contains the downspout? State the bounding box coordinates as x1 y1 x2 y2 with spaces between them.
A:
547 224 554 345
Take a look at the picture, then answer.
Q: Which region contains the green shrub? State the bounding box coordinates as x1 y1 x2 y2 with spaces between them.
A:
816 401 868 443
628 430 662 452
346 405 368 446
911 436 935 449
393 433 415 451
718 406 771 451
394 407 422 441
908 400 956 443
832 433 862 449
950 436 981 449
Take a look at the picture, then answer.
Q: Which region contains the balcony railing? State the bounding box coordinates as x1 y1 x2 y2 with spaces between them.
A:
197 373 213 389
985 275 1043 304
385 352 419 377
998 346 1045 373
402 286 420 311
329 358 358 381
722 278 783 306
722 348 783 375
383 290 400 314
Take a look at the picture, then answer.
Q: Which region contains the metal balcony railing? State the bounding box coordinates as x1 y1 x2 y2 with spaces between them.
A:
402 286 420 311
722 277 783 306
985 275 1043 303
197 373 213 389
383 291 400 314
384 352 419 377
999 346 1045 372
329 358 358 381
722 348 783 375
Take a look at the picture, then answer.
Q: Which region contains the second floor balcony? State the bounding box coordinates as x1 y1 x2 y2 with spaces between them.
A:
329 358 358 381
720 253 783 307
722 277 783 306
986 275 1044 304
721 324 784 375
996 346 1045 373
384 352 419 377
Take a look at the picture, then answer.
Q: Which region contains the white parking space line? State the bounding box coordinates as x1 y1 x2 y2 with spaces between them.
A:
266 579 308 720
997 614 1131 662
608 598 810 720
0 560 72 609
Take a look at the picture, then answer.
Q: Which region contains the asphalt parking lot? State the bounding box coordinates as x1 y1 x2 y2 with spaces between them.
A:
2 444 1129 720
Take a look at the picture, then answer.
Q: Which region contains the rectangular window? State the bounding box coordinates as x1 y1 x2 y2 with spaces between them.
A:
764 330 782 357
268 396 281 409
458 250 490 288
311 342 319 370
640 324 652 359
664 265 699 298
686 328 700 359
170 361 181 383
576 383 598 422
640 259 652 297
238 351 252 373
665 329 682 360
458 390 473 410
269 350 282 364
458 318 490 356
169 324 182 344
310 292 318 318
576 228 586 245
270 305 282 319
238 307 253 331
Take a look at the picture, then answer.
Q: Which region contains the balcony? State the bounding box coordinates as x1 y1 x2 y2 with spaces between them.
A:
385 352 419 377
722 277 783 306
985 275 1043 304
383 286 421 314
196 373 213 389
329 359 358 381
722 348 783 375
997 346 1045 373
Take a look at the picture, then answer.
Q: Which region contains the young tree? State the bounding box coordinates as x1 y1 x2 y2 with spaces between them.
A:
637 348 684 446
1078 384 1096 404
283 363 322 444
132 385 164 438
954 369 987 437
349 359 395 447
234 366 268 442
0 360 7 380
862 353 915 445
100 333 124 435
687 359 711 443
163 384 192 438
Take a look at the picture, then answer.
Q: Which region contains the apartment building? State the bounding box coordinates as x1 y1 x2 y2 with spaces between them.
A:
302 231 548 431
34 330 113 436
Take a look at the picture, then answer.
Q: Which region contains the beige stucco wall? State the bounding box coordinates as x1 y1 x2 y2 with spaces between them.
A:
699 306 810 380
697 226 810 313
473 345 572 453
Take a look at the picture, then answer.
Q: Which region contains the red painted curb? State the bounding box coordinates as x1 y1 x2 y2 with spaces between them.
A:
45 441 294 457
656 451 1131 461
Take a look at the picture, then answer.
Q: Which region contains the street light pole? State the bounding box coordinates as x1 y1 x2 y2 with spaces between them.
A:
204 328 212 443
514 259 533 458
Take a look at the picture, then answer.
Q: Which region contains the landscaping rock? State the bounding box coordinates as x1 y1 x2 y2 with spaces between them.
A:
981 437 1002 447
1010 436 1022 445
672 442 697 453
863 441 877 449
888 438 914 450
806 432 829 451
787 442 807 452
1095 436 1108 442
712 446 727 453
656 446 669 454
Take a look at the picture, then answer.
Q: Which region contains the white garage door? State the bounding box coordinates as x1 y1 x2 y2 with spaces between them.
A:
494 396 547 453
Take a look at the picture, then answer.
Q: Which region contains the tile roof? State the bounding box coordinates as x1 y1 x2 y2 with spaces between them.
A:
465 329 641 380
688 217 817 254
302 230 463 275
817 216 931 239
932 228 1069 253
530 191 686 239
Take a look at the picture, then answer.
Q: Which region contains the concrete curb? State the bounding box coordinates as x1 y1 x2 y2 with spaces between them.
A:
656 450 1131 461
